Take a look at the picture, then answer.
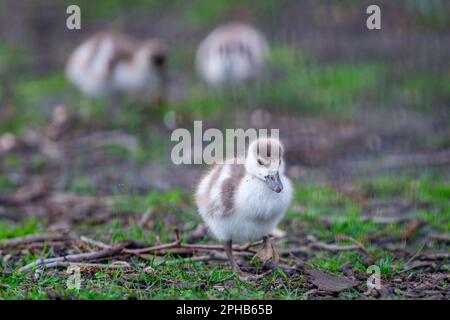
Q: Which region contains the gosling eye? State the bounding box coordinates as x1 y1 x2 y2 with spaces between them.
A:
152 54 166 67
257 158 264 166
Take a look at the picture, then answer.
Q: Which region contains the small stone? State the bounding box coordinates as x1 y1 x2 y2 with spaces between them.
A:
144 266 156 276
0 132 16 152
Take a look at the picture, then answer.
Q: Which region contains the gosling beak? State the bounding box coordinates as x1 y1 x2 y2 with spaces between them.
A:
265 172 283 193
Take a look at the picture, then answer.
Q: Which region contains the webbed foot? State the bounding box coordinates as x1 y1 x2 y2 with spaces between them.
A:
251 236 279 263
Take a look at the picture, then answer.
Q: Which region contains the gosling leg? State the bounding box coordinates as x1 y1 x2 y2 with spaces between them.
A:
224 240 240 272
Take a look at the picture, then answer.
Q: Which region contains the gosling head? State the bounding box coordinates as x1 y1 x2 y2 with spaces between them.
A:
216 41 252 80
245 138 285 193
135 39 167 104
135 39 167 73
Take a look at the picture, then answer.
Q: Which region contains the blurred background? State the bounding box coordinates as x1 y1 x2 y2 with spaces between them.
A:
1 0 449 189
1 0 449 218
0 0 449 299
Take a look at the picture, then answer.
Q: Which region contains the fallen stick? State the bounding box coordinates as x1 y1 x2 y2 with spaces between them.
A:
20 229 277 273
138 207 153 228
123 241 182 255
335 234 372 256
26 241 68 249
20 243 127 273
182 243 256 252
0 233 68 249
401 261 435 273
278 246 311 256
0 179 48 206
307 235 366 254
38 261 132 271
400 219 425 240
428 233 450 242
419 252 450 260
79 236 111 249
359 215 413 224
364 226 393 242
131 247 217 256
124 242 255 255
48 192 116 208
69 131 139 154
309 241 360 252
125 226 265 255
163 254 225 265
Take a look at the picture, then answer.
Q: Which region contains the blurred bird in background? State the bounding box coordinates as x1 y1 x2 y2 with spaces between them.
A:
196 23 269 88
66 31 167 108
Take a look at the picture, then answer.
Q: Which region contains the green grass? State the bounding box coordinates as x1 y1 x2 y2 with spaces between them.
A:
0 43 27 74
391 71 450 111
76 0 177 20
68 177 96 194
1 72 70 133
182 0 280 27
0 176 15 192
401 0 450 30
0 218 42 240
166 44 388 119
359 173 450 232
0 260 305 299
264 45 386 115
1 173 448 299
15 73 69 105
181 85 229 118
312 251 364 274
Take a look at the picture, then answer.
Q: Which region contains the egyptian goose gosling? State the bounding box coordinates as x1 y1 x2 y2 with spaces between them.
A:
196 23 269 87
66 31 167 105
195 137 293 271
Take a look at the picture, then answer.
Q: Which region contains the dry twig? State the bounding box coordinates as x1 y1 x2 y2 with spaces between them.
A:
400 219 425 240
428 233 450 242
20 243 127 273
39 261 133 271
138 207 153 228
307 235 368 254
335 234 371 256
0 233 68 249
419 252 450 260
359 215 413 224
79 236 111 249
0 179 48 206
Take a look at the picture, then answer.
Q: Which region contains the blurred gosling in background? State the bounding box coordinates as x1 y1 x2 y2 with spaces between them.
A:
196 23 269 87
66 31 167 106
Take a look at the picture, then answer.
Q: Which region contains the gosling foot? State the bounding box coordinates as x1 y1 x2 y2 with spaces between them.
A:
251 236 279 264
